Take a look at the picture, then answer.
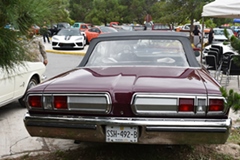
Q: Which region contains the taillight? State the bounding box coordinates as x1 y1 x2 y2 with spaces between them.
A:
54 96 68 109
209 99 224 111
28 96 42 108
179 98 194 112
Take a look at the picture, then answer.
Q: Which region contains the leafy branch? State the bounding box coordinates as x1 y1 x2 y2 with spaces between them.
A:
220 87 240 112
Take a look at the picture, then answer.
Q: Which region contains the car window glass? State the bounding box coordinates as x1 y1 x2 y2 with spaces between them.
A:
73 24 79 28
153 24 170 30
57 29 81 36
99 27 118 33
86 39 189 67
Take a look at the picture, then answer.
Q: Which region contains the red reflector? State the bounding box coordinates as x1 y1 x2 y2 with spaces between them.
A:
54 96 68 109
28 96 42 108
179 98 194 112
209 99 224 111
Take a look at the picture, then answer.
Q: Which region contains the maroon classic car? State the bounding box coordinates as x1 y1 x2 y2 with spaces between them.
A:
23 31 231 144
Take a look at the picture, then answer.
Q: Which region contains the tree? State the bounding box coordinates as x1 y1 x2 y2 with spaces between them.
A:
69 0 94 23
87 0 126 25
0 0 72 72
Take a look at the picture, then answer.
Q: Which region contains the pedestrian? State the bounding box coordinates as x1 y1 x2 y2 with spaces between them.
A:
208 27 214 45
192 25 201 47
41 21 50 43
24 27 48 65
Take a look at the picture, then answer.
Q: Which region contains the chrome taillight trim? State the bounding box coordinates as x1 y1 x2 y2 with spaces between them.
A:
66 93 111 113
131 93 226 116
27 93 112 114
26 94 44 110
207 96 227 115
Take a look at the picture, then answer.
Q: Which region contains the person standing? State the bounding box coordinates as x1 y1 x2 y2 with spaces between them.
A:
24 28 48 65
192 25 201 47
208 27 214 45
41 21 50 43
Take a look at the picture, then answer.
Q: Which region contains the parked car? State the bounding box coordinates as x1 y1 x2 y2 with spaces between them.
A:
0 62 46 108
23 31 231 145
32 24 40 35
230 26 240 37
48 22 71 37
152 23 173 31
85 26 118 43
179 22 210 38
212 28 234 43
52 28 86 50
71 22 91 32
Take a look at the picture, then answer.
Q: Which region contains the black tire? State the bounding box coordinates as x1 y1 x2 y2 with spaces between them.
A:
19 77 38 107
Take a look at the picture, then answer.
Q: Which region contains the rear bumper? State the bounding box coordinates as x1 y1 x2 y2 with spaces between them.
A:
24 113 232 144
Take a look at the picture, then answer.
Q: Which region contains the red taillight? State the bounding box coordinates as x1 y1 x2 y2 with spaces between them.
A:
179 98 194 112
28 96 42 108
54 96 68 109
209 99 224 111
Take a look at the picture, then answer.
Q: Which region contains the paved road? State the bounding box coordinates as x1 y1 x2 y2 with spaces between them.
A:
0 42 85 159
0 41 239 159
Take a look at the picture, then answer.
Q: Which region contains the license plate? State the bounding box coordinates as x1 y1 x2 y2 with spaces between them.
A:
106 126 138 143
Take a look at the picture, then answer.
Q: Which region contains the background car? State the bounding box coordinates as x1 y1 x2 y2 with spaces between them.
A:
71 22 91 32
152 23 173 31
48 22 71 37
32 24 40 35
0 61 46 108
212 28 234 43
85 26 118 43
24 31 231 145
52 28 86 50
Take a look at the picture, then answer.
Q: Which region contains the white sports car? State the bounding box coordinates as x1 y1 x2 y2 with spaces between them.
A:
52 28 86 50
0 61 46 107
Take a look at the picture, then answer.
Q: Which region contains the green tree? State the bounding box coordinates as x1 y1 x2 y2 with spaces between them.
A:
0 0 71 72
69 0 94 23
127 0 158 24
87 0 126 25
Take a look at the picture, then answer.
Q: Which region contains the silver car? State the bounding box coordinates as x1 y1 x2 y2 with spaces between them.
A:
213 28 234 43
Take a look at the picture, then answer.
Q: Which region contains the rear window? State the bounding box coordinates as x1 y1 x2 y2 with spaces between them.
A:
86 39 189 67
153 24 171 30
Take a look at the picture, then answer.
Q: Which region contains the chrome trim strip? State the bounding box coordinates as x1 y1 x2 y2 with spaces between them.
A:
27 92 112 114
24 113 231 128
131 93 228 116
145 126 227 132
131 93 207 116
24 114 231 144
26 121 96 129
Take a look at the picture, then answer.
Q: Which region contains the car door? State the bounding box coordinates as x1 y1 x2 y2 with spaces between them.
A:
0 67 15 107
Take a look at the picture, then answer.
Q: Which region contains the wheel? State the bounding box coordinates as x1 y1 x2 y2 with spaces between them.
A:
18 77 38 107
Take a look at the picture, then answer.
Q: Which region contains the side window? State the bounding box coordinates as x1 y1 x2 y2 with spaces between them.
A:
82 25 87 29
184 25 190 29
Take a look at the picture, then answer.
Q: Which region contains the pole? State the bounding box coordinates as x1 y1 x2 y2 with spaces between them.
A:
201 17 204 64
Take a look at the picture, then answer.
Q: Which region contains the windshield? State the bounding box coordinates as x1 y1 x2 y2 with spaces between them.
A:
86 39 189 67
153 24 171 30
99 27 118 33
57 29 81 36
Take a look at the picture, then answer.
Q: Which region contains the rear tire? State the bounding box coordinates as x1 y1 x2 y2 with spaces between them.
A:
19 77 38 107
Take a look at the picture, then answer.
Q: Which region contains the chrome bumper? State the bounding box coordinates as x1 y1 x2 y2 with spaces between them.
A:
24 113 232 144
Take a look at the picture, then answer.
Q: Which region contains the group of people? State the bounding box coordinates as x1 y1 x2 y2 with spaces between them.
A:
192 25 214 48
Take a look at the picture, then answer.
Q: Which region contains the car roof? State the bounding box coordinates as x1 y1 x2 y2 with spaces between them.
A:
60 28 79 30
98 31 188 38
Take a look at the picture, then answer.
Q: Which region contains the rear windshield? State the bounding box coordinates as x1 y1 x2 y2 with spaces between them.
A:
86 39 189 67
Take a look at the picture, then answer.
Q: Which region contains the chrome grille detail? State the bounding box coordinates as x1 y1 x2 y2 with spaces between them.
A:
68 93 111 113
131 93 208 116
